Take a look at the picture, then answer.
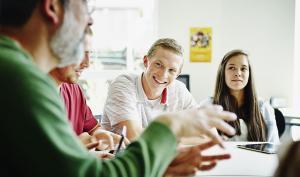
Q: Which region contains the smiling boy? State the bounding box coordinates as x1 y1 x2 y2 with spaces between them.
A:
101 38 198 140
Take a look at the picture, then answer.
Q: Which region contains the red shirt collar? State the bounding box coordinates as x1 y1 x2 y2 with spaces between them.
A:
160 88 167 105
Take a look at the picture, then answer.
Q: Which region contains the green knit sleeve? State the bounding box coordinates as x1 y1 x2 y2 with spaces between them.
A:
100 122 177 177
1 35 178 177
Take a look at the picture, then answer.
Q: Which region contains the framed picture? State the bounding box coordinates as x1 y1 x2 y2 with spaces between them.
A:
190 27 212 62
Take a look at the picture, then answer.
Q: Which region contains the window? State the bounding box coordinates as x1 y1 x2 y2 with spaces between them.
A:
80 0 156 115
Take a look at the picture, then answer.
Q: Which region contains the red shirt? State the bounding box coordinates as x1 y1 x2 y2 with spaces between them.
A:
60 83 98 135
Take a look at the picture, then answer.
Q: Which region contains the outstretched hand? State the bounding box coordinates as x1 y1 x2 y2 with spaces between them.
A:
164 141 230 176
155 104 236 148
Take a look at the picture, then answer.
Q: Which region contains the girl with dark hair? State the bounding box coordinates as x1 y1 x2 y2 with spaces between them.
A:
201 49 279 143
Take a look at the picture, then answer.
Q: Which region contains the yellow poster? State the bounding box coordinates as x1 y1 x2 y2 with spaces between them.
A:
190 27 212 62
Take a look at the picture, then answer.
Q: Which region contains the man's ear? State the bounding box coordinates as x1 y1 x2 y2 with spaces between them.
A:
143 55 148 68
41 0 63 25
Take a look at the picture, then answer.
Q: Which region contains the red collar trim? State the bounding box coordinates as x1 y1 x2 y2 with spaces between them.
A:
160 88 167 105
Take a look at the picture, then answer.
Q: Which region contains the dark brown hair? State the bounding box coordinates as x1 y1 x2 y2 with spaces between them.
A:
0 0 68 27
213 49 267 141
274 141 300 177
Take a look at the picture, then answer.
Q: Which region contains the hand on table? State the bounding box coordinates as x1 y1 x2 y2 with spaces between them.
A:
91 129 130 151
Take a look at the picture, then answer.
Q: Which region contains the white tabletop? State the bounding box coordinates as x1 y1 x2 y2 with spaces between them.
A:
194 142 278 177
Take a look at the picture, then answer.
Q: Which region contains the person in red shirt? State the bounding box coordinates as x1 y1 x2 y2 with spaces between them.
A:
59 82 97 136
50 27 127 151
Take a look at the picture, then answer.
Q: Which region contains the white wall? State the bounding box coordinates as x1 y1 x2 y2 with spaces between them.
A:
156 0 295 105
293 0 300 108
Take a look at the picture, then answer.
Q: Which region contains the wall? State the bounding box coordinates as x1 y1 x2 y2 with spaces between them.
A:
293 0 300 108
156 0 295 105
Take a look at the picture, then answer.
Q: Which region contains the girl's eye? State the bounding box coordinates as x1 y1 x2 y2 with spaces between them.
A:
242 67 248 71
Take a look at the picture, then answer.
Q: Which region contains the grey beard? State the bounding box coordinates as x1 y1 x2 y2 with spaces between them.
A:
50 9 85 68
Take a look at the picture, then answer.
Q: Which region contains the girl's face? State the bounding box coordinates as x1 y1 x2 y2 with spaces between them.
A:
225 54 250 93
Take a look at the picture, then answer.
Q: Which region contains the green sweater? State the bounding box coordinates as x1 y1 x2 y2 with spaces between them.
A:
0 35 177 177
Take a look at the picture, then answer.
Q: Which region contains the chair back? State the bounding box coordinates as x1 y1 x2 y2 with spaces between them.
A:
94 114 102 122
176 74 190 91
274 108 285 137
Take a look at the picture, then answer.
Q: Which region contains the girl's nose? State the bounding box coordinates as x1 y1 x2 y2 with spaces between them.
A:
234 70 241 77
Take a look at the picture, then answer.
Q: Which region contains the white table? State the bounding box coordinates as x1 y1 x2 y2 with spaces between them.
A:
194 142 278 177
279 108 300 140
280 108 300 125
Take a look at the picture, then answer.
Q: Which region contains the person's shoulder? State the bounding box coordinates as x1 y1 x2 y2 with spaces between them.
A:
173 79 186 88
0 38 57 94
0 47 61 109
59 83 85 99
258 98 273 110
107 73 141 98
1 48 31 75
257 98 275 121
167 80 188 100
170 79 189 93
60 83 82 91
1 48 54 90
113 73 139 83
110 72 140 89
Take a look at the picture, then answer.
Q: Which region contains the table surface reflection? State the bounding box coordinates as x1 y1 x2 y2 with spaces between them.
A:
194 142 278 177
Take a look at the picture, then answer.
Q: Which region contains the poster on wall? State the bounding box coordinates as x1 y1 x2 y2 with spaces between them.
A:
190 27 212 62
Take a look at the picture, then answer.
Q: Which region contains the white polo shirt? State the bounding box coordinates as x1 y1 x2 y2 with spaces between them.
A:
101 73 197 133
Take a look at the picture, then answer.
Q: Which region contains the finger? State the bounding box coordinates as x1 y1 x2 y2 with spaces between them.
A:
196 140 217 151
96 152 115 159
96 142 110 151
199 104 223 112
96 133 115 150
112 134 129 148
107 135 115 149
112 134 121 143
199 161 217 171
198 105 236 122
123 137 130 145
201 128 225 148
211 104 223 112
112 134 130 146
209 118 236 136
201 154 231 161
170 147 197 166
79 132 92 145
85 142 99 150
207 110 237 122
165 165 197 176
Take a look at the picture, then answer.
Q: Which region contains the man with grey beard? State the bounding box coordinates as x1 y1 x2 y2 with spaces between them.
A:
0 0 237 176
